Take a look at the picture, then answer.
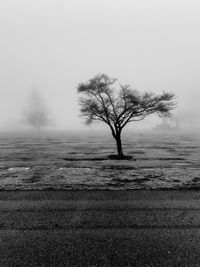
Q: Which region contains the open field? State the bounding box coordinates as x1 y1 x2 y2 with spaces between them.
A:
0 190 200 266
0 131 200 189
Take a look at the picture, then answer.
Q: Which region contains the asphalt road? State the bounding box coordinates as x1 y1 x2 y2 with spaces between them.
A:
1 190 200 266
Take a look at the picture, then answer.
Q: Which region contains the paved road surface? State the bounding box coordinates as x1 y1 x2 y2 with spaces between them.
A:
0 190 200 266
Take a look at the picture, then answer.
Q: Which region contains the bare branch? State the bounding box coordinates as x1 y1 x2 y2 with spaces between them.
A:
77 74 176 138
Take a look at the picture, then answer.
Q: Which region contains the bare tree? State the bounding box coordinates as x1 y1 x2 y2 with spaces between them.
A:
78 74 176 158
24 88 49 133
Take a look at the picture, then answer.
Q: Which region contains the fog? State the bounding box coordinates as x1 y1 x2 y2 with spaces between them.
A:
0 0 200 132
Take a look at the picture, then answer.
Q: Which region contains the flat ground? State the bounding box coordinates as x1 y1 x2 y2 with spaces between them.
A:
0 131 200 189
1 131 200 266
1 190 200 266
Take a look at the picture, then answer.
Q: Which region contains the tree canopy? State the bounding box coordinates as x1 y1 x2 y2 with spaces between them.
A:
24 88 49 132
78 74 176 158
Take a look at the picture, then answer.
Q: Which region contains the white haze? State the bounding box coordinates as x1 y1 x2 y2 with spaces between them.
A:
0 0 200 131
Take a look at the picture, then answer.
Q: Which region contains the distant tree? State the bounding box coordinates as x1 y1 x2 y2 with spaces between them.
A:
24 88 49 133
78 74 176 159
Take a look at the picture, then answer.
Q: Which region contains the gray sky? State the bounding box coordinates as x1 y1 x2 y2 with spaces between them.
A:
0 0 200 131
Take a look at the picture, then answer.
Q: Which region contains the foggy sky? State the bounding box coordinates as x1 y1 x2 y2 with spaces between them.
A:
0 0 200 131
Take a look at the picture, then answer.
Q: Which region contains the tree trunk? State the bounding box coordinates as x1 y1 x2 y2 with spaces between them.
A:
115 134 124 158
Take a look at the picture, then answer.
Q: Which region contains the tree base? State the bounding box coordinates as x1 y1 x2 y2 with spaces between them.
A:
107 155 133 160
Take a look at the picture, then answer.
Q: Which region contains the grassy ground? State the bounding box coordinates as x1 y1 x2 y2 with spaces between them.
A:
1 190 200 266
0 131 200 189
